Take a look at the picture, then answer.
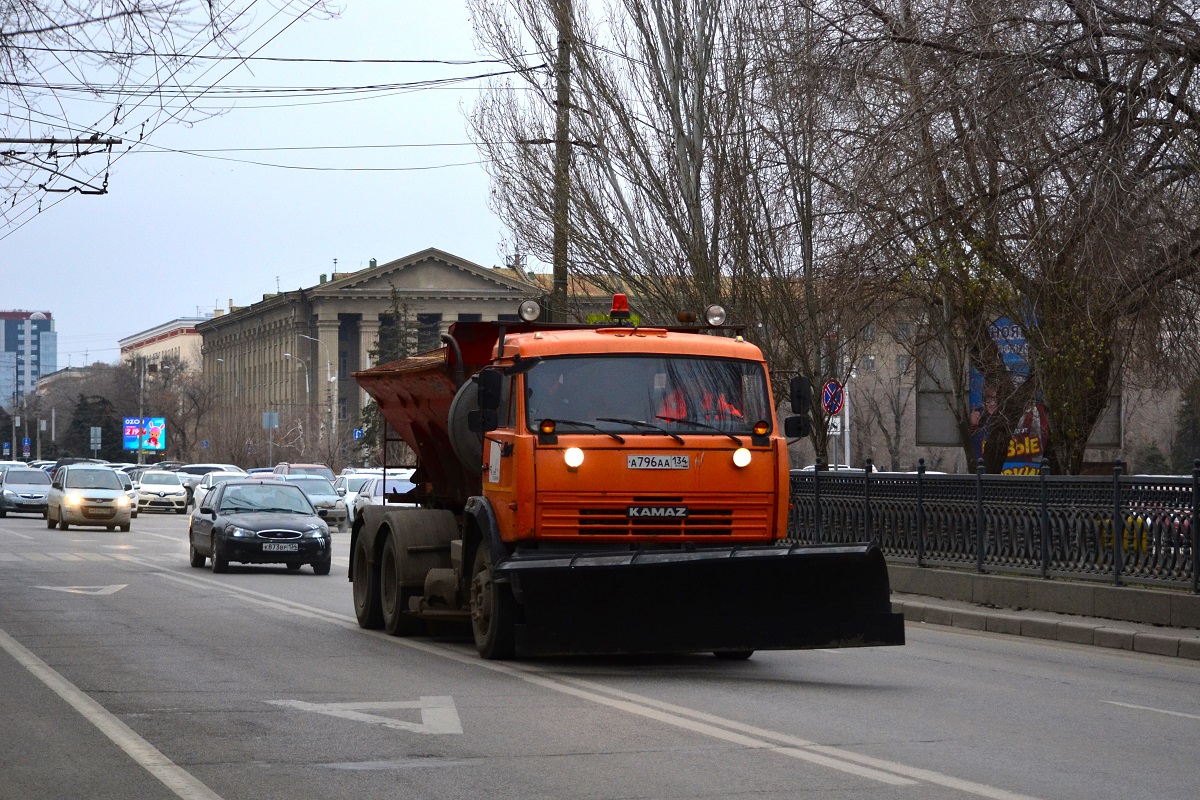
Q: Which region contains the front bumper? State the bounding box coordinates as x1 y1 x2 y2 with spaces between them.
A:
61 503 132 526
1 495 48 514
216 536 330 565
138 493 187 512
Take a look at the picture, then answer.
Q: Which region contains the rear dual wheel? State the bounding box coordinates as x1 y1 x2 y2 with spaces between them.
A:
380 536 422 635
352 535 383 629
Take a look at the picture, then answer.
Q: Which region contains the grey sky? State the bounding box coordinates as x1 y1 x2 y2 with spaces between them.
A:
2 2 513 367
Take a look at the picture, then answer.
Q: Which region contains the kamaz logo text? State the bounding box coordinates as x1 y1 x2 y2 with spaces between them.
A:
627 506 688 518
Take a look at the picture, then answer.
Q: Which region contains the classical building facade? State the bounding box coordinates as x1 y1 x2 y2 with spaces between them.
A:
119 317 207 370
197 248 539 439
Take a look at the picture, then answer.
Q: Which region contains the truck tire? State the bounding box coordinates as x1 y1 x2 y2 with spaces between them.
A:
470 544 515 659
352 536 384 629
380 535 423 636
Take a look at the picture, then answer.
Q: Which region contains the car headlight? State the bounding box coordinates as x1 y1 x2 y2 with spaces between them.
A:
335 500 345 507
304 525 328 538
228 526 256 538
2 489 14 497
64 494 83 507
115 496 130 508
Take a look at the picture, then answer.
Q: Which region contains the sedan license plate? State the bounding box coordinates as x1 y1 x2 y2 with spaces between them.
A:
627 454 689 470
262 543 299 552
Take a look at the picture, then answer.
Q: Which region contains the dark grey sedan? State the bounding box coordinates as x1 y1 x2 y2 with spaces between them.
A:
187 480 332 575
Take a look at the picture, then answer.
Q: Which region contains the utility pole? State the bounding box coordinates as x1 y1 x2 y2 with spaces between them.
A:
549 0 573 322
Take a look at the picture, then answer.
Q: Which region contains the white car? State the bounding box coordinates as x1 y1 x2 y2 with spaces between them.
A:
334 470 382 527
47 465 132 531
188 471 250 512
135 470 189 514
114 470 139 518
351 470 417 525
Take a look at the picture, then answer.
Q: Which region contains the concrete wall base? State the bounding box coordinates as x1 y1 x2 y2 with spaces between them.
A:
888 564 1200 630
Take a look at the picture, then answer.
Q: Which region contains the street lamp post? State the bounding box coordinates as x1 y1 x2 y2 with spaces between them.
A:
299 333 337 443
284 353 310 400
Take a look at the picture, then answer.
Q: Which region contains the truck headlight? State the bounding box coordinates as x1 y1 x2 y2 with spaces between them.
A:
564 447 585 468
732 448 752 468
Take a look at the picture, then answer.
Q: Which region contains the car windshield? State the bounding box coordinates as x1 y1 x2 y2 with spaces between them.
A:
345 476 375 492
64 469 122 490
524 355 771 435
287 477 336 496
209 474 240 487
4 469 50 486
218 484 313 514
141 472 182 486
290 465 335 481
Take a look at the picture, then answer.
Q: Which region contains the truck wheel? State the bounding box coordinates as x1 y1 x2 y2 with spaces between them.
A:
380 535 423 635
352 536 384 629
470 545 515 659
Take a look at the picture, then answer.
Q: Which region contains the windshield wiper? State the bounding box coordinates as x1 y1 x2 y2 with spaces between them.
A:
542 419 625 443
655 415 743 446
596 418 684 445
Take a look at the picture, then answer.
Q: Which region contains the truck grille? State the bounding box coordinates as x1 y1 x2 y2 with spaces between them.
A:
538 494 771 539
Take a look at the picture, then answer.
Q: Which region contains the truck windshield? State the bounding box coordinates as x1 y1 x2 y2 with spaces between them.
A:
524 355 770 435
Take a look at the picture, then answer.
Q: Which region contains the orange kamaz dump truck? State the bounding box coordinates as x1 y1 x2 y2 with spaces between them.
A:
349 298 904 659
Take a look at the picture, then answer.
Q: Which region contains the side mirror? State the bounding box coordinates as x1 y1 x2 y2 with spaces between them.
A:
790 375 812 415
199 506 214 515
476 368 503 411
784 415 812 438
52 481 62 490
336 487 347 497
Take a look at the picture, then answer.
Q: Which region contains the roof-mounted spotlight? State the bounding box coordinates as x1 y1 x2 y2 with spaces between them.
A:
677 310 698 324
518 299 542 322
704 304 727 326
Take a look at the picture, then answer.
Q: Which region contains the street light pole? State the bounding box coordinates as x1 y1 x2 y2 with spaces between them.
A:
299 333 336 443
284 354 309 400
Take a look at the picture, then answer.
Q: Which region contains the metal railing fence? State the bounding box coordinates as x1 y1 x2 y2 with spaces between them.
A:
787 460 1200 592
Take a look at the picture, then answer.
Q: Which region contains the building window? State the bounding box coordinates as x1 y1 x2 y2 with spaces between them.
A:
497 313 521 322
896 322 912 342
861 355 876 371
862 324 876 342
896 354 911 372
339 397 348 420
416 313 442 351
457 313 482 322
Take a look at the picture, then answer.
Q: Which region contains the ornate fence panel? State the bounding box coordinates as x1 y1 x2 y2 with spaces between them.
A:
787 461 1199 592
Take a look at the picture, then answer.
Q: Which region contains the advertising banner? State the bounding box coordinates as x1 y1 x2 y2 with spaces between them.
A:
123 417 167 451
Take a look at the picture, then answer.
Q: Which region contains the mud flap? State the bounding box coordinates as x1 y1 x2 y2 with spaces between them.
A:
495 543 904 657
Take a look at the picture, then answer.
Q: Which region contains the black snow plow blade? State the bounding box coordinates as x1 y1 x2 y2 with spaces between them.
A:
496 542 904 657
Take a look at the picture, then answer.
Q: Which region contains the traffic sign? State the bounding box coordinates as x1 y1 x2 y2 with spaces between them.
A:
2 442 9 456
352 428 365 440
821 380 844 415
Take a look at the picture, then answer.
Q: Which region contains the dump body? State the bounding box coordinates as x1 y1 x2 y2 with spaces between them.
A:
351 319 903 657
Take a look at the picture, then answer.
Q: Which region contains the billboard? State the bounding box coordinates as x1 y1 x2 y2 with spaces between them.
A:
123 417 167 451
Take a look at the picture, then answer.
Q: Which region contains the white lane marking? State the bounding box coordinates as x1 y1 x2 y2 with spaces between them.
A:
35 584 127 595
0 528 35 540
0 552 21 561
49 552 83 561
268 696 463 734
0 626 225 800
138 563 1047 798
23 552 53 561
1102 701 1200 721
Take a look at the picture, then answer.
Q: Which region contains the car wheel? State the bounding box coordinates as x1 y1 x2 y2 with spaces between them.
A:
188 536 205 568
106 525 115 531
131 511 138 518
0 506 6 518
470 544 516 659
286 562 302 571
379 535 422 636
58 518 69 531
352 535 383 629
175 507 186 515
312 557 331 576
46 511 56 529
119 523 130 532
210 544 229 573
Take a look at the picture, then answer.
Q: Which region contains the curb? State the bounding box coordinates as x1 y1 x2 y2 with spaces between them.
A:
893 598 1200 662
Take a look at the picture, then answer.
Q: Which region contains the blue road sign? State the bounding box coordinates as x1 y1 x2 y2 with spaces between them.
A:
352 428 365 440
821 380 844 416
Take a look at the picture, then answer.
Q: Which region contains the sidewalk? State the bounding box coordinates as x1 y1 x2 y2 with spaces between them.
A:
892 592 1200 661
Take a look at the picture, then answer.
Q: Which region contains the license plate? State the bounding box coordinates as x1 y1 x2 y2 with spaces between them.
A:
262 543 299 552
627 454 690 470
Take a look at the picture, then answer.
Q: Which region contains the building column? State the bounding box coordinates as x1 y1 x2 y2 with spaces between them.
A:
358 315 380 414
316 318 340 442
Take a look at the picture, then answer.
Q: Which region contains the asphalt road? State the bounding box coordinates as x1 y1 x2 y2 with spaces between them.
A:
0 511 1196 800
